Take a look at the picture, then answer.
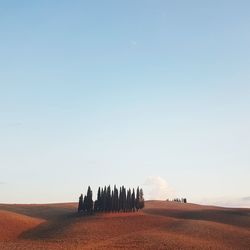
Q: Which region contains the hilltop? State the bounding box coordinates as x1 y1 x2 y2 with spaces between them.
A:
0 201 249 249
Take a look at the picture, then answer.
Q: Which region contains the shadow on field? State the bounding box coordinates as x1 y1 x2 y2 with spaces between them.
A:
0 204 76 220
19 212 82 240
143 208 250 229
0 203 84 240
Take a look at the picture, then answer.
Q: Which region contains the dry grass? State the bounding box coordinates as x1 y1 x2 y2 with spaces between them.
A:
0 201 249 249
0 210 44 241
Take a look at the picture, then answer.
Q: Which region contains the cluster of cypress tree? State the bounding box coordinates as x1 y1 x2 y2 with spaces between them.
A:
78 186 93 214
172 198 187 203
78 185 144 214
166 198 187 203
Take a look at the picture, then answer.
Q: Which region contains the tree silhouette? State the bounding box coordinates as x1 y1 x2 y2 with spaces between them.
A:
95 187 101 211
114 185 119 212
135 187 140 211
107 185 111 212
103 186 107 211
131 188 135 212
83 195 87 211
127 188 132 211
139 188 144 209
119 187 122 212
122 186 127 212
100 187 104 211
86 186 93 213
78 194 84 212
78 185 144 214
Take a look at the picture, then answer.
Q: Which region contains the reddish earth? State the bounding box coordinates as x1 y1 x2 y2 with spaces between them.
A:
0 201 249 249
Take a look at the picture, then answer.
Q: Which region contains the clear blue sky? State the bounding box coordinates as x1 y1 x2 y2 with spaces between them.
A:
0 1 249 206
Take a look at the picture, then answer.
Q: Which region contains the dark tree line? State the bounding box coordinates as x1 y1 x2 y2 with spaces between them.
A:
78 186 93 214
166 198 187 203
78 185 144 214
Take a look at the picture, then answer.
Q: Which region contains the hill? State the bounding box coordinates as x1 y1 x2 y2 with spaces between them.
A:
0 201 249 249
0 210 44 241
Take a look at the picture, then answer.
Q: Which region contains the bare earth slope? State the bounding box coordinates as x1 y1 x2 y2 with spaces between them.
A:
0 201 249 249
0 210 44 241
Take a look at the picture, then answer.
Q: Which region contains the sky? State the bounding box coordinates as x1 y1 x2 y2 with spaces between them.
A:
0 0 250 207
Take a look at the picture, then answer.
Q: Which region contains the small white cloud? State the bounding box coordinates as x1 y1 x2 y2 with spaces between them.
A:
242 196 250 201
144 176 175 200
130 40 137 46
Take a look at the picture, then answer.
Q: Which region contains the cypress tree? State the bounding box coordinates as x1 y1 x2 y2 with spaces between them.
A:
119 187 122 212
122 186 127 212
135 187 140 211
100 187 104 211
131 188 135 212
139 188 144 209
94 199 98 212
111 189 114 212
83 195 87 212
86 186 93 213
78 194 83 212
96 187 101 211
127 188 132 212
107 185 111 212
114 185 119 212
103 186 107 211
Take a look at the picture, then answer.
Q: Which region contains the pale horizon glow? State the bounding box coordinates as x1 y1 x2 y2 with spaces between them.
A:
0 1 249 207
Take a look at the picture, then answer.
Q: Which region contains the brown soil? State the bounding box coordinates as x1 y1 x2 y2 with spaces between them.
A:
0 201 249 249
